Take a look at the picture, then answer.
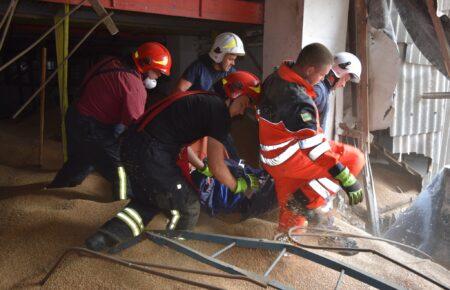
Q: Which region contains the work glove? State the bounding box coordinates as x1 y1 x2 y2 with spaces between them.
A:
330 164 364 206
233 173 260 194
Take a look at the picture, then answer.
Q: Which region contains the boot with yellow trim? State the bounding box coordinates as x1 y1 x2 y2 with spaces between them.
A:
85 205 147 251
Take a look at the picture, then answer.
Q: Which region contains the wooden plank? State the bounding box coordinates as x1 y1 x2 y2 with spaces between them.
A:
425 0 450 77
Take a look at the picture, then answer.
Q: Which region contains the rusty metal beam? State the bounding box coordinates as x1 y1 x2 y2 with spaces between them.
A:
425 0 450 77
38 0 264 24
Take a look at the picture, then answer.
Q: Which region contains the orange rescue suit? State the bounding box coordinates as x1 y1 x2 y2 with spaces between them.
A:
258 63 364 231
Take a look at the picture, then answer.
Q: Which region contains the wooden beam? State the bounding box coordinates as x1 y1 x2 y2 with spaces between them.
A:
87 0 118 35
425 0 450 77
39 0 264 24
39 47 47 167
348 1 358 123
355 0 369 151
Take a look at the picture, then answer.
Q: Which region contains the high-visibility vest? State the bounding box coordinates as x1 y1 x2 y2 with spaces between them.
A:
257 114 341 207
258 111 331 168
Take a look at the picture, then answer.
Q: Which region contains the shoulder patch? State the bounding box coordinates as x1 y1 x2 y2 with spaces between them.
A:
300 111 313 122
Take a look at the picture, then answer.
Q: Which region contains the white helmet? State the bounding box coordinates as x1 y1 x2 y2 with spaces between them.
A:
209 32 245 63
331 52 362 83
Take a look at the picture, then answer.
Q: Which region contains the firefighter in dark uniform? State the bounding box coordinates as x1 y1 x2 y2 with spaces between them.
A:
173 32 246 161
47 42 172 200
85 71 262 251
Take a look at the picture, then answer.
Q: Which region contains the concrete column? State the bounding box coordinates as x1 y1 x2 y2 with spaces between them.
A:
263 0 304 79
302 0 349 52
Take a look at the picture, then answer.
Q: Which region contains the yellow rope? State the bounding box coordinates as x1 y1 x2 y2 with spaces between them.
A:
54 1 70 161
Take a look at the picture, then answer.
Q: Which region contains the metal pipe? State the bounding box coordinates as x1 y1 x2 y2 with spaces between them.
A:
289 226 432 259
130 260 266 287
334 270 345 290
40 247 225 290
146 232 274 289
0 0 18 52
211 242 236 258
0 0 89 73
13 12 112 119
263 248 286 277
288 227 447 289
421 92 450 99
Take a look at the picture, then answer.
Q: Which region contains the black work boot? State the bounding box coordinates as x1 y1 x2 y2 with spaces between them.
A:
85 231 119 252
85 218 135 252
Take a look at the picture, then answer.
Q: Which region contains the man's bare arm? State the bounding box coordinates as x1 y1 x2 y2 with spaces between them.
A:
207 137 237 191
172 78 193 93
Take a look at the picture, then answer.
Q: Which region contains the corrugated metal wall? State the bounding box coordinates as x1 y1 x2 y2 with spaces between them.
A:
389 1 450 184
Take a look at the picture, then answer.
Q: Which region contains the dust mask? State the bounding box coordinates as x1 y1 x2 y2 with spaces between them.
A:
144 77 157 90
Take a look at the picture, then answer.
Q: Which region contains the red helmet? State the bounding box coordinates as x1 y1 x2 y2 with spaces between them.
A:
132 42 172 76
222 71 261 104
